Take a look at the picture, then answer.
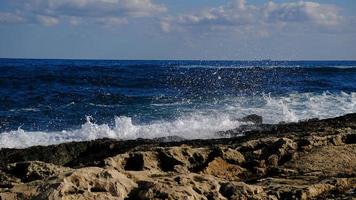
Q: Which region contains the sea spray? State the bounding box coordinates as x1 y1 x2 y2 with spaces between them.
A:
1 91 355 148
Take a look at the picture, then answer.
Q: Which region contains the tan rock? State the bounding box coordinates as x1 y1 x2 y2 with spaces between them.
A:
284 144 356 176
203 158 245 180
130 174 226 200
5 161 71 182
221 148 245 165
1 114 356 199
48 167 136 200
219 182 266 200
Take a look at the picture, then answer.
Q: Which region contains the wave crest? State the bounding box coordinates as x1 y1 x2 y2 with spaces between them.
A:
1 91 355 149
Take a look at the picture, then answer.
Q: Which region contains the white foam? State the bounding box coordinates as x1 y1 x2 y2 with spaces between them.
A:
9 108 41 112
1 91 355 149
0 113 240 149
88 103 121 108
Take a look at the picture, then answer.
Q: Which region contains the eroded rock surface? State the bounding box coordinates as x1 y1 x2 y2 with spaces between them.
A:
1 114 356 199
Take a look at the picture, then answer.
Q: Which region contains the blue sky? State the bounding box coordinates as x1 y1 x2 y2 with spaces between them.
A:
0 0 355 60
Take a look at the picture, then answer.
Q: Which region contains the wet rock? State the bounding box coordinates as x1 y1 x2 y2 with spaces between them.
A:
152 136 186 142
240 114 263 124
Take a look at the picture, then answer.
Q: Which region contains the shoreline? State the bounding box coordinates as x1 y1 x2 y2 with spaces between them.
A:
0 113 355 199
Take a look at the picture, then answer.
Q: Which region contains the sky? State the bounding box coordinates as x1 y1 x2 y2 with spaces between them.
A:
0 0 355 60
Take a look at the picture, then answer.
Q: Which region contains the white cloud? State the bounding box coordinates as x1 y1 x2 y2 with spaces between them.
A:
26 0 166 18
0 0 166 26
162 0 255 30
263 1 342 26
0 12 26 24
96 17 128 27
0 0 350 33
162 0 345 34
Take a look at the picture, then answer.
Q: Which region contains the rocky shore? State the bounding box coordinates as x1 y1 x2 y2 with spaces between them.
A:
0 114 356 199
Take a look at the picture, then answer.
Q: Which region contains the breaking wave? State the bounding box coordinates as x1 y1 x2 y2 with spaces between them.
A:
1 91 355 149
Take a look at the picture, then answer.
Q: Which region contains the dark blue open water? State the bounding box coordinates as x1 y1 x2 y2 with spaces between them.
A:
1 59 356 148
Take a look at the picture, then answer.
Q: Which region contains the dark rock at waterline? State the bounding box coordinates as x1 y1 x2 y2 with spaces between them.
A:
239 114 263 124
152 136 186 142
0 113 356 199
215 114 263 137
0 138 154 168
214 114 264 137
1 113 356 168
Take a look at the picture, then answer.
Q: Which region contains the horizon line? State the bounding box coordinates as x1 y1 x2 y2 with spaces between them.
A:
1 57 356 62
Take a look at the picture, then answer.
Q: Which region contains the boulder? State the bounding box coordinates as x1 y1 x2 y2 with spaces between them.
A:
240 114 263 124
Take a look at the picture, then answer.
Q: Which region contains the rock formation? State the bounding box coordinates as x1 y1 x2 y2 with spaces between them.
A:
0 114 356 199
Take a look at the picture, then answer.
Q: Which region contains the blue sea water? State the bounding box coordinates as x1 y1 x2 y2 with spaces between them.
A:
1 59 356 148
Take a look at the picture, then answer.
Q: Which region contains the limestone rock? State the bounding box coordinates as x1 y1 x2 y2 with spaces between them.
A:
219 182 266 200
5 161 70 182
1 113 356 199
45 168 136 200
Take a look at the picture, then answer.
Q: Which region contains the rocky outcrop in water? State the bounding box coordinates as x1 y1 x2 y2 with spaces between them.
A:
0 114 356 199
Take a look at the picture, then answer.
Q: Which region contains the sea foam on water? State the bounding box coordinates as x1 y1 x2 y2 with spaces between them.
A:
1 91 355 149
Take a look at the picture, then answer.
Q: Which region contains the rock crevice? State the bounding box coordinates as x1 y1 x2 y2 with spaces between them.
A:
1 114 356 199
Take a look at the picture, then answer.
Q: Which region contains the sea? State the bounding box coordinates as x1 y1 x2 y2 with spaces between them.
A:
0 59 356 148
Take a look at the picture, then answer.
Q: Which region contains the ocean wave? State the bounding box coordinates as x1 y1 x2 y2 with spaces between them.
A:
88 103 121 108
0 91 355 149
0 113 241 149
223 91 356 124
9 108 41 112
